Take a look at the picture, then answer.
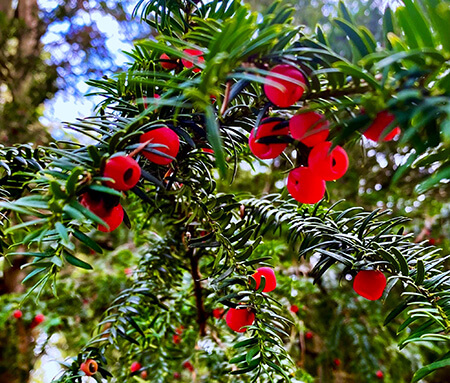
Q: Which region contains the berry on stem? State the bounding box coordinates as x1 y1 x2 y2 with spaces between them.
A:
376 370 384 379
264 64 306 107
287 167 326 204
248 118 289 159
130 361 142 373
13 310 22 319
80 192 109 217
308 141 349 181
98 204 124 233
181 49 204 73
289 111 329 147
104 156 141 191
160 53 177 70
305 331 313 340
173 334 182 344
80 359 98 376
140 370 148 379
290 305 299 313
333 358 341 367
182 361 194 372
226 307 255 333
212 308 224 319
364 111 401 142
30 314 44 329
140 127 180 165
251 267 277 292
353 270 386 301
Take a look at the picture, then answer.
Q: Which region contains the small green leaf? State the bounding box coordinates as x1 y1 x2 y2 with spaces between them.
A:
63 252 93 270
205 105 226 178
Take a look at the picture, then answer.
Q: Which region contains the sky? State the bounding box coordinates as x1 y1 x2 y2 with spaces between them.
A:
38 0 139 140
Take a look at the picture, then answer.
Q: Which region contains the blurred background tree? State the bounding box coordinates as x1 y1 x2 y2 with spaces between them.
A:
0 0 149 145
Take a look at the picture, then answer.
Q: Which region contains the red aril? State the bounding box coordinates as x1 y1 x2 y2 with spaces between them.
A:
287 167 326 204
182 49 204 73
376 370 384 379
308 141 349 181
104 156 141 191
80 359 98 376
80 192 108 217
212 308 224 319
160 53 177 70
264 64 306 107
353 270 386 301
290 305 299 313
130 361 142 373
225 307 255 333
248 118 288 159
13 310 22 319
140 127 180 165
364 111 400 142
289 112 329 146
98 204 124 233
251 267 276 292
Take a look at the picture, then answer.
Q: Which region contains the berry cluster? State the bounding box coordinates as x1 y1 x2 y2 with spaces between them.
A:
80 155 140 232
79 128 180 233
249 64 400 204
225 267 276 332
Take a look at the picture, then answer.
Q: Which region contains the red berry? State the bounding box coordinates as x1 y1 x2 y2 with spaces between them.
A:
80 192 108 217
140 370 148 379
175 326 184 335
30 313 45 329
287 167 326 204
98 204 124 233
174 372 181 379
264 64 306 107
173 334 182 344
160 53 177 70
182 361 194 372
290 305 299 313
429 238 436 245
103 156 141 191
140 127 180 165
80 359 98 376
333 358 341 367
13 310 22 319
225 307 255 333
248 119 289 159
308 141 349 181
252 267 277 292
130 361 142 373
212 308 224 319
364 111 400 142
124 268 133 276
305 331 313 339
289 112 329 147
182 49 204 73
376 370 384 379
353 270 386 301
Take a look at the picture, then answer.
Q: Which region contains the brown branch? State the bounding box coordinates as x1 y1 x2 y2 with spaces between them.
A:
188 248 207 336
220 81 232 117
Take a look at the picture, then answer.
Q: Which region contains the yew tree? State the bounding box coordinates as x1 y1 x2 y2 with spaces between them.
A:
2 0 450 382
